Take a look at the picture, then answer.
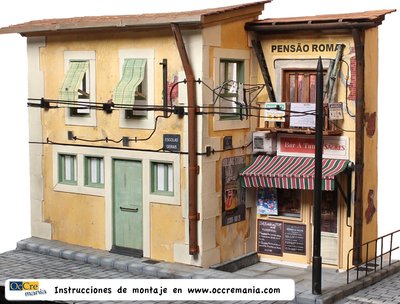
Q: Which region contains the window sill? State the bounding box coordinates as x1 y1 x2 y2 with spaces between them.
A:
148 192 180 206
54 183 105 197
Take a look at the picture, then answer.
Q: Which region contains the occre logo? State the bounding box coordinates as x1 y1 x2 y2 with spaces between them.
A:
9 281 39 291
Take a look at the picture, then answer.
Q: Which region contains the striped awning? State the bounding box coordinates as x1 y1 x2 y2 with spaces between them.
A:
239 155 351 191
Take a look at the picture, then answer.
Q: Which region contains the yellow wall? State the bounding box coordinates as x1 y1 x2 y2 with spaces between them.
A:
206 18 259 263
362 28 379 245
40 28 186 257
43 146 106 248
150 203 185 262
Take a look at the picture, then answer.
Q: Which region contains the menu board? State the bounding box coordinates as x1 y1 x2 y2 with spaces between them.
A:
284 223 306 255
257 220 282 256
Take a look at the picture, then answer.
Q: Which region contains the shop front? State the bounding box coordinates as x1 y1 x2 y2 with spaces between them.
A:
240 134 353 268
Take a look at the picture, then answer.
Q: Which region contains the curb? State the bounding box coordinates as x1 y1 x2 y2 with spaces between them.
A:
296 261 400 304
16 238 238 280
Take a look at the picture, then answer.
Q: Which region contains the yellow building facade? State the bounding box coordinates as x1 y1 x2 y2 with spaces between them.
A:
0 2 393 270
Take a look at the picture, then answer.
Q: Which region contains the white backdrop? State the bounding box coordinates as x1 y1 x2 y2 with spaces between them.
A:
0 0 399 256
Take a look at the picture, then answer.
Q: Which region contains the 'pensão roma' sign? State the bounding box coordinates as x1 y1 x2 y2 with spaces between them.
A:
271 43 345 53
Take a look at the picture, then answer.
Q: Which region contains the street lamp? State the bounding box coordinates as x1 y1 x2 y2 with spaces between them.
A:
312 57 324 295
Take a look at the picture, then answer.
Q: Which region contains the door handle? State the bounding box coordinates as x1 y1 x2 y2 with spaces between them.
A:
120 206 138 212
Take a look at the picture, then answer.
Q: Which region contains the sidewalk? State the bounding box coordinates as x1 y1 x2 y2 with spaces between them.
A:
2 237 400 303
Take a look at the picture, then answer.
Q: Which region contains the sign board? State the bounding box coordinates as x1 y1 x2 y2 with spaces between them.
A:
289 103 316 128
329 102 344 120
265 102 286 122
277 134 349 159
163 134 180 152
283 223 306 255
223 136 233 150
257 220 282 256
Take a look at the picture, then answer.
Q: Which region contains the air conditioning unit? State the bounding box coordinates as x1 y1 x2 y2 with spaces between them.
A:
252 132 277 154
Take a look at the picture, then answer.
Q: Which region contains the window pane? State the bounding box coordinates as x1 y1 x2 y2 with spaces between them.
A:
227 62 237 82
167 164 173 192
297 74 304 103
59 154 76 184
219 62 226 84
90 158 98 184
289 74 296 102
157 164 165 191
321 191 337 233
99 158 104 184
277 189 301 218
65 155 73 181
309 74 316 103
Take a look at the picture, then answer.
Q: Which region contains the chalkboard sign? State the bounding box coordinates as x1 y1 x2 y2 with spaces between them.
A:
257 220 282 256
284 223 306 255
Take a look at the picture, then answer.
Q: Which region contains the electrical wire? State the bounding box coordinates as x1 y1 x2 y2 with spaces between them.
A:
330 121 356 133
33 137 255 156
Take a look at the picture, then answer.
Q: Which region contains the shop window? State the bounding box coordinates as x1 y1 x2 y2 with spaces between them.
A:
276 189 301 218
218 59 244 119
151 162 173 195
114 58 148 118
321 191 338 233
84 156 104 188
58 154 77 185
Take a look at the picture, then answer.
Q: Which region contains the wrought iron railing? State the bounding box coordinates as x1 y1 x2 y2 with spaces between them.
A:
346 229 400 284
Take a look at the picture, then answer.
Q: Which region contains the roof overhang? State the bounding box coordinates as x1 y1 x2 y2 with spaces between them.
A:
245 9 396 34
0 1 269 37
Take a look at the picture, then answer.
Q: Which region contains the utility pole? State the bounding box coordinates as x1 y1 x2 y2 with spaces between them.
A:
312 57 324 295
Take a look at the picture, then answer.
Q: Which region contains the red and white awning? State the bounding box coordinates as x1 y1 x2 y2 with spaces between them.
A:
239 155 351 191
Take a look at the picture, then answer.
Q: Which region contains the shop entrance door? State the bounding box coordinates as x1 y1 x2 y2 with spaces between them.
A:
112 159 143 257
320 191 338 265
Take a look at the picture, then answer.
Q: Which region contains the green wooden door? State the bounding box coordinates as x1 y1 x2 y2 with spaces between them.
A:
113 159 143 251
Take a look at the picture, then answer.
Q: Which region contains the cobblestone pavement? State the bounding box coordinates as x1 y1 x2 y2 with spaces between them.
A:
0 250 271 304
338 270 400 304
1 237 400 303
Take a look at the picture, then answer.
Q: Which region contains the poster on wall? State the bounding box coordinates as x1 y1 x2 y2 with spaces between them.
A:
289 103 316 128
257 188 278 215
265 102 286 122
222 156 246 226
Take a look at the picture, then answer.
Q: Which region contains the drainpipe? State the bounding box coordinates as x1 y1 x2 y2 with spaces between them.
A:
352 28 365 265
171 23 199 255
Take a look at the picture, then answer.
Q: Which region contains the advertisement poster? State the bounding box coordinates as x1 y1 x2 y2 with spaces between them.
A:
257 188 278 215
265 102 286 122
222 156 246 226
289 103 316 128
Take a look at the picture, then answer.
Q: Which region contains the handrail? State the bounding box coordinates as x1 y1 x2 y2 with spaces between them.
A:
347 229 400 283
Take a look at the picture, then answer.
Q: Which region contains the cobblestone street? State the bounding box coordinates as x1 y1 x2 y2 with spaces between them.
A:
0 250 268 304
1 238 400 304
339 269 400 304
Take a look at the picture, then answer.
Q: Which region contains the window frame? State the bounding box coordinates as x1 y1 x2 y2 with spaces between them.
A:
282 69 320 104
58 154 78 185
63 51 96 126
150 161 174 196
118 49 155 129
212 48 250 131
218 59 245 120
84 156 105 188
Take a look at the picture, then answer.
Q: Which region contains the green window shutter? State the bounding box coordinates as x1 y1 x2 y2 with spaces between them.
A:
60 61 89 101
114 59 146 105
